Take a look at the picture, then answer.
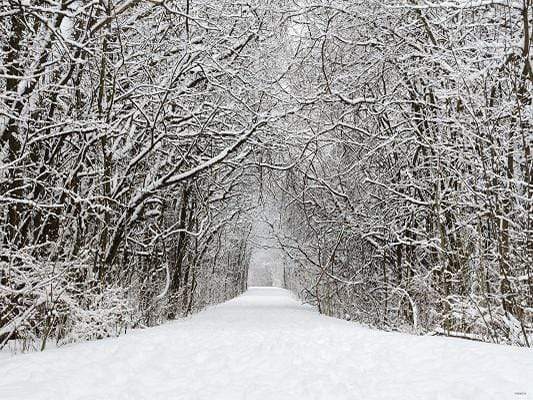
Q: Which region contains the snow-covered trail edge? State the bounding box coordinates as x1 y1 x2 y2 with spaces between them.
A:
1 287 532 400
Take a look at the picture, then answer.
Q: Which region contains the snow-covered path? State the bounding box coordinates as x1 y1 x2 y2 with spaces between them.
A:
1 287 532 400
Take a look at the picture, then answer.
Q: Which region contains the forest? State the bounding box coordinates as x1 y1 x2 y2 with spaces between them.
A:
1 0 531 352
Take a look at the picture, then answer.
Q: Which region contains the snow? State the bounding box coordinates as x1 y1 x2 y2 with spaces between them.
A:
1 287 532 400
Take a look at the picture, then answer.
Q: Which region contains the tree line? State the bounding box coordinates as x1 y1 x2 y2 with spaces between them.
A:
1 0 531 350
0 0 289 351
268 0 532 346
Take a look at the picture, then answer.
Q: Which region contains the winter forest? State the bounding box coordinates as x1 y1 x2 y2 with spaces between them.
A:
1 0 533 365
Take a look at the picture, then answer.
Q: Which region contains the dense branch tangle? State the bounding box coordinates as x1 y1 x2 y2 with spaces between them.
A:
266 0 532 346
0 0 277 350
1 0 532 350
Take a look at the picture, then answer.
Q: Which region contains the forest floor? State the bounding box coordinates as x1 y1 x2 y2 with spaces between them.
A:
1 287 532 400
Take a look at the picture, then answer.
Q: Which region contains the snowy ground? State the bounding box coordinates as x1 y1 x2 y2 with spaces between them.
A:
1 287 532 400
